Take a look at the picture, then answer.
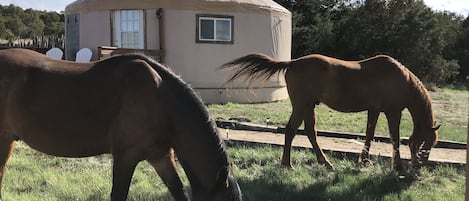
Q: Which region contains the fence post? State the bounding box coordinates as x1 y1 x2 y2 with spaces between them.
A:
466 95 469 201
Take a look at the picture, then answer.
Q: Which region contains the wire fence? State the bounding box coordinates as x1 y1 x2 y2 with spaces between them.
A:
1 34 64 50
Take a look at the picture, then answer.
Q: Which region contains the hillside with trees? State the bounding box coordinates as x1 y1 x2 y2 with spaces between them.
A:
0 4 64 47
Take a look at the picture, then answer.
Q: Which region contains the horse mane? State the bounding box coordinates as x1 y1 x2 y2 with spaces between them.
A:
121 54 232 175
128 54 229 151
219 53 290 84
411 73 438 144
137 55 242 199
391 58 438 145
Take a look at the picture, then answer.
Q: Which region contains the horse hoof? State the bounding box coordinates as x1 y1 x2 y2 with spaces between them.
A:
360 159 374 167
393 162 407 173
281 163 295 170
321 160 335 170
394 170 418 182
410 161 422 170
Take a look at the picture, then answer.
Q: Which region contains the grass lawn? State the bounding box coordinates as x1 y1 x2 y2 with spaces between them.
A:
4 142 176 201
208 88 468 143
231 144 465 201
2 142 465 201
1 88 466 200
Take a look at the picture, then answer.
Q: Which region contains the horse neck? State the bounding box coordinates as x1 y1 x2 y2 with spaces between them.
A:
144 58 234 197
407 83 434 130
163 78 230 194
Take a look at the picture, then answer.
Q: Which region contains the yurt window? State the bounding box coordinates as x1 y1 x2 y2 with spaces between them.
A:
112 10 145 49
196 15 233 44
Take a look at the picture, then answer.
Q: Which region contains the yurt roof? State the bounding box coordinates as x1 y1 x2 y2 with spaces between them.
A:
65 0 291 15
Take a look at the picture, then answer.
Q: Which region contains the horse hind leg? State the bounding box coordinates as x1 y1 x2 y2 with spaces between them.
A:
359 110 379 166
0 135 15 201
303 105 334 170
147 149 187 201
281 107 305 169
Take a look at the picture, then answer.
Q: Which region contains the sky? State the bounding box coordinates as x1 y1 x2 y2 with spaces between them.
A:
424 0 469 17
0 0 75 12
0 0 467 17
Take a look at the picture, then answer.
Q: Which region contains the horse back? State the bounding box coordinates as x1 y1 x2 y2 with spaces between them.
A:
286 54 414 112
0 49 170 157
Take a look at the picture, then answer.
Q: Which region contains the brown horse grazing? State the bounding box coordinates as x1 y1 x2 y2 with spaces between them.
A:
0 48 242 201
221 53 440 171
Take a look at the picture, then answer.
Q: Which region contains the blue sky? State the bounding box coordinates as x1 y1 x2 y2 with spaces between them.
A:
0 0 467 17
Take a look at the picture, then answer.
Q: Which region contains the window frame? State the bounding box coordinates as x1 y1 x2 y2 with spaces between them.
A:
196 14 234 44
111 9 146 49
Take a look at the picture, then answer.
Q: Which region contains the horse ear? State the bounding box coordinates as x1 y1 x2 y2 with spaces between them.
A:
432 124 441 131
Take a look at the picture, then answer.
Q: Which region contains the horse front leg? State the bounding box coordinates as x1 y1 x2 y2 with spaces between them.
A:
385 110 404 172
359 110 379 166
0 135 15 201
147 149 187 201
281 109 304 169
409 135 423 168
111 153 140 201
303 105 334 170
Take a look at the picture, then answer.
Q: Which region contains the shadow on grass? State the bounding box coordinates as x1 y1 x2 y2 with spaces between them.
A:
238 166 417 201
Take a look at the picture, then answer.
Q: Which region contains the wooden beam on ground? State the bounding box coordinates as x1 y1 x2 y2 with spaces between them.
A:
218 128 466 165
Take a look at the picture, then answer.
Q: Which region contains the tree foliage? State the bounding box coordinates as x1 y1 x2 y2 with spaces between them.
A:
275 0 467 85
454 17 469 81
0 4 64 40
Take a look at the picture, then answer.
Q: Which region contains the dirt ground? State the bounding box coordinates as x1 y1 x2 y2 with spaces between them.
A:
219 128 466 164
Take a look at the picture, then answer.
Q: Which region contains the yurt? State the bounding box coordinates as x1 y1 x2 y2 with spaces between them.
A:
65 0 291 104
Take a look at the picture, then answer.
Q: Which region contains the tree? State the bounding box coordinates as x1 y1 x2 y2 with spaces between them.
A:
0 11 6 39
381 0 460 84
41 11 65 36
454 16 469 82
276 0 349 58
0 4 64 41
3 4 26 40
23 8 45 38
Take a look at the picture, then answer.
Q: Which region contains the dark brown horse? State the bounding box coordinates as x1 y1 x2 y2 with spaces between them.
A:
0 48 242 201
221 53 439 171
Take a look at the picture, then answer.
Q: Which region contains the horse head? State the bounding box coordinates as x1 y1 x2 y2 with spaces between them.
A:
192 165 242 201
212 170 242 201
409 123 440 167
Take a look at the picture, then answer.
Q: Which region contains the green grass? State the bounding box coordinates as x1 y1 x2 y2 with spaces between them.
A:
230 144 464 201
4 142 177 201
3 142 464 201
1 88 466 200
208 88 468 142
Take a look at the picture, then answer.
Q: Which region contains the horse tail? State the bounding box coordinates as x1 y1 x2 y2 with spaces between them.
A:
219 53 291 84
